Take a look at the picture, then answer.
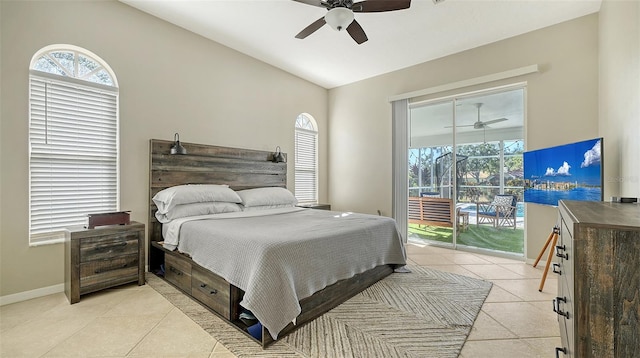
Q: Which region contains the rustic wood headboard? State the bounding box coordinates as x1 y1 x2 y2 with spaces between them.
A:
148 139 287 266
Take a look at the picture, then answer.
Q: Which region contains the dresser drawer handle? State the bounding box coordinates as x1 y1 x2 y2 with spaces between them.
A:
552 263 562 275
169 266 183 276
199 283 217 295
94 263 128 274
555 347 567 357
94 242 128 252
553 296 569 319
555 245 568 260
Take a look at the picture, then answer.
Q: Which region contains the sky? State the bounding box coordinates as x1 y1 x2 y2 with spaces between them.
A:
524 138 602 186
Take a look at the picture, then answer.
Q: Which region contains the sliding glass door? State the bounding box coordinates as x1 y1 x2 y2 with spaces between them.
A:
408 87 525 255
409 100 455 246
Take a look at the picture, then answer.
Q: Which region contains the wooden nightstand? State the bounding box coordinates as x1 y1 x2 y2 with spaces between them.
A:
297 203 331 210
65 221 145 304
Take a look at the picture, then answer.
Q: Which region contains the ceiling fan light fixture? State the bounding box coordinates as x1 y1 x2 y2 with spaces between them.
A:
325 8 354 31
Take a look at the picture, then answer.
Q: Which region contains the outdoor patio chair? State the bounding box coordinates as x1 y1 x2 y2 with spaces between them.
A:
476 194 517 229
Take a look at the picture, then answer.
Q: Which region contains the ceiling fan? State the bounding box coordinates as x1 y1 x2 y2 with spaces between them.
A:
458 103 508 129
292 0 412 44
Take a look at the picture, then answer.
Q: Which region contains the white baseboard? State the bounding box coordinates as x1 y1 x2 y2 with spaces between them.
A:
0 283 64 306
1 266 150 306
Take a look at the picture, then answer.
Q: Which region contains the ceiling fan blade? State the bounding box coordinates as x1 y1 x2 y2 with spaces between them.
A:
482 118 508 126
291 0 329 9
295 17 327 39
352 0 411 13
444 124 475 128
346 19 368 44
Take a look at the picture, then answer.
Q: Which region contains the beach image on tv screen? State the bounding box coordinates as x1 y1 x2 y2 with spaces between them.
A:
523 138 602 206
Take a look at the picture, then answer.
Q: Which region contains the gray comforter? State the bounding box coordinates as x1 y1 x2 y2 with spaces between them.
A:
164 207 406 340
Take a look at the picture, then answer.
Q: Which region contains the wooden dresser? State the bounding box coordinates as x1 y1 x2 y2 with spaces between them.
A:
555 200 639 357
65 221 145 304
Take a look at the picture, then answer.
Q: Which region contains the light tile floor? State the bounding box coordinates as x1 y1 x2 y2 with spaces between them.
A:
0 244 560 357
404 243 561 358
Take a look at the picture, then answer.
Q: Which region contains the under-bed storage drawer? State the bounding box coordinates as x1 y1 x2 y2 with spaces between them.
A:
191 265 232 320
165 254 192 294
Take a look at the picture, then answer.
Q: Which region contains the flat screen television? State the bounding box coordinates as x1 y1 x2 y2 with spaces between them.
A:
524 137 603 206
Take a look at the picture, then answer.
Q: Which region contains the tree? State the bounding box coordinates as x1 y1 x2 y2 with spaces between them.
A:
505 156 523 172
457 143 500 185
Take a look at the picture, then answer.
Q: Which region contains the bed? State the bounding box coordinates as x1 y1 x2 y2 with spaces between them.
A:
148 139 406 347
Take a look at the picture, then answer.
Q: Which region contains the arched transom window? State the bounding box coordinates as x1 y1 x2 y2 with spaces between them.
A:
28 45 119 245
32 48 116 86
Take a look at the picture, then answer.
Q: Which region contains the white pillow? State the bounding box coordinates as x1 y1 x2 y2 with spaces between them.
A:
153 184 242 214
155 202 242 223
237 187 298 208
241 204 295 212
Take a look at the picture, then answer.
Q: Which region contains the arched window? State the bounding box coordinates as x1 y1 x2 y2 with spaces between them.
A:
29 45 119 245
294 113 318 203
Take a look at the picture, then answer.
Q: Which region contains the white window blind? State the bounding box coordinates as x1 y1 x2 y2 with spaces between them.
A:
29 75 118 245
295 125 318 204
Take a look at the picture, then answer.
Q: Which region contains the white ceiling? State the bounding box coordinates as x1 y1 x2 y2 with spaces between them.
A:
120 0 601 89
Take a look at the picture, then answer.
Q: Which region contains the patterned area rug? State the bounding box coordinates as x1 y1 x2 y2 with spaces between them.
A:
147 265 492 357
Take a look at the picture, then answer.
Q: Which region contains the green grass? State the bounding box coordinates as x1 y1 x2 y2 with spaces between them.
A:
409 224 524 254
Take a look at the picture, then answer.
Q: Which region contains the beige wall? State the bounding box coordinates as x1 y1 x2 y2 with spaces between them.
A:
2 0 637 300
0 0 328 297
327 14 600 261
599 0 640 198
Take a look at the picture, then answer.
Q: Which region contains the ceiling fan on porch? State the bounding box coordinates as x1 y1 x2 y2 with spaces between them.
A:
445 103 509 130
292 0 412 44
462 103 508 129
445 103 509 143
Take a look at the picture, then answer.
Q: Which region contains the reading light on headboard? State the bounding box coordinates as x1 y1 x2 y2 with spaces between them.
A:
272 146 286 163
170 133 187 155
